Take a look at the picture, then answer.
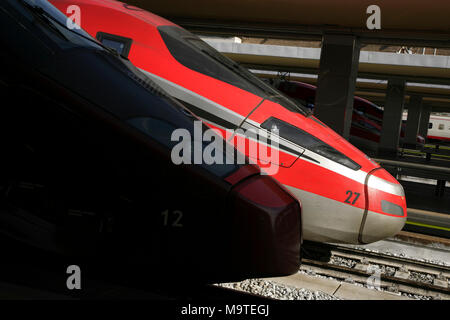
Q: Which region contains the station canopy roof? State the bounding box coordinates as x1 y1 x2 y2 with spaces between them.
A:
203 40 450 111
204 41 450 84
127 0 450 47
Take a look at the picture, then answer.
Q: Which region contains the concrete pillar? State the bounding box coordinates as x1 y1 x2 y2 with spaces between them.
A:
418 103 432 141
379 79 406 157
314 34 361 139
404 95 423 148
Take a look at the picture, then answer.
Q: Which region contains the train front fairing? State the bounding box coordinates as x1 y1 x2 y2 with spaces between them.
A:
0 0 302 282
50 0 407 244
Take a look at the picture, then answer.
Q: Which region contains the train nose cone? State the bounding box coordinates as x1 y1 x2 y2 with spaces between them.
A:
359 169 407 244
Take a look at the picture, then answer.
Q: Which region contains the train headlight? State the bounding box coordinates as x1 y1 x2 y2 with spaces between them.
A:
381 200 404 217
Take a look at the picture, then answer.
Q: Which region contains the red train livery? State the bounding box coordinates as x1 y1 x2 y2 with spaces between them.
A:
51 0 407 244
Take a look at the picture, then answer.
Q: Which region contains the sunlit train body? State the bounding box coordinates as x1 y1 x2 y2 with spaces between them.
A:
423 114 450 142
0 0 303 282
272 80 425 152
402 112 450 143
51 0 407 245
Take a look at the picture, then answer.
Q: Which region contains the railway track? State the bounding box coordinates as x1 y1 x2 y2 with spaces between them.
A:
302 243 450 299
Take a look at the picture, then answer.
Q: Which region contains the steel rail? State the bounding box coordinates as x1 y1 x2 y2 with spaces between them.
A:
301 258 450 298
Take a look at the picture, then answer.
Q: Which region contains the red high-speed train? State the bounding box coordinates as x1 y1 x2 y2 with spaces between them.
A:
51 0 407 244
0 0 302 282
272 80 425 152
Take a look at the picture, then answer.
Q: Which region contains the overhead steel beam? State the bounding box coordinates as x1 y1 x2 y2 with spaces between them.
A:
243 63 450 86
353 94 450 112
126 0 450 48
255 71 450 101
206 42 450 86
177 20 450 49
404 95 423 147
419 104 432 138
372 158 450 174
379 79 406 157
314 34 360 139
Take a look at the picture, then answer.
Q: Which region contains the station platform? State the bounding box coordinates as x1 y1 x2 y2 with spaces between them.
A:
399 180 450 238
402 180 450 214
405 208 450 239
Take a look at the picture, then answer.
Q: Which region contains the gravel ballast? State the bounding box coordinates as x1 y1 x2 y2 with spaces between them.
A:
216 279 340 300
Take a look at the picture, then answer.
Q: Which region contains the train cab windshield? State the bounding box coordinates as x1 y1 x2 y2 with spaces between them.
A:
16 0 104 50
158 25 311 117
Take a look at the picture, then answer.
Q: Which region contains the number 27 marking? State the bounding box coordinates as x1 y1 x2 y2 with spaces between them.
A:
345 190 360 205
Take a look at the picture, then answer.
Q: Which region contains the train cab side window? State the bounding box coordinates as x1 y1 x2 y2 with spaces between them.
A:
428 122 433 129
438 124 444 130
261 117 361 170
96 32 132 57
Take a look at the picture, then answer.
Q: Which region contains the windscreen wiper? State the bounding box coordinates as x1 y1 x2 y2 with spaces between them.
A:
20 0 69 41
19 0 126 59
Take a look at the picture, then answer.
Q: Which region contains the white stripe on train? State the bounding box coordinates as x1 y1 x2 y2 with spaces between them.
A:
139 69 404 197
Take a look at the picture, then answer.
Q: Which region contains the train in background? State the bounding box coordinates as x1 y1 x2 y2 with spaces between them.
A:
403 112 450 143
51 0 408 245
271 80 426 152
0 0 302 282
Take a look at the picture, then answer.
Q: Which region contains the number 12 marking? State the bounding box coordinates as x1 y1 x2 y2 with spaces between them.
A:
345 190 360 205
161 209 183 227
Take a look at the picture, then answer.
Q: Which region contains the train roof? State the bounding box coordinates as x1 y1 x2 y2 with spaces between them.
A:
353 96 383 111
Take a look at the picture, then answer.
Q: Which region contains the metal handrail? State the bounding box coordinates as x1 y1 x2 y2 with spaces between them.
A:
372 158 450 174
